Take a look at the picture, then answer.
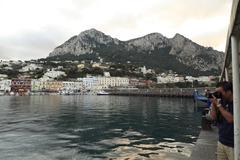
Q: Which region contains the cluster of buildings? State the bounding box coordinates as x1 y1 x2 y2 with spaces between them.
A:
156 73 215 84
0 73 160 96
0 60 217 96
0 73 131 95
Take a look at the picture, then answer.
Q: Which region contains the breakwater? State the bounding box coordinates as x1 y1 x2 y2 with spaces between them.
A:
105 88 214 98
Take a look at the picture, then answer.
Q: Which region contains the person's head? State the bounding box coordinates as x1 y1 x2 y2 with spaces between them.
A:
216 81 233 101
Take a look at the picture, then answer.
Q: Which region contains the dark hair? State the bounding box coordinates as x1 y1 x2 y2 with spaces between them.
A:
216 81 233 92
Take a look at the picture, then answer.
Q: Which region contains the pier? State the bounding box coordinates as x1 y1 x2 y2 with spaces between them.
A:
105 88 210 98
189 127 218 160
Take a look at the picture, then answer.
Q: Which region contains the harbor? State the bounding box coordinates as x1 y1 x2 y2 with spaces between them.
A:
0 95 202 160
0 0 240 159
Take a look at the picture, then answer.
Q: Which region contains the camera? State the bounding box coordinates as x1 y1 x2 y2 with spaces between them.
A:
207 91 222 99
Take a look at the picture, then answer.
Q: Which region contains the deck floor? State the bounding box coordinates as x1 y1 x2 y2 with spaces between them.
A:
189 127 218 160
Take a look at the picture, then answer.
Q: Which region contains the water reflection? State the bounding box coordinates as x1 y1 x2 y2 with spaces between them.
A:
0 96 201 159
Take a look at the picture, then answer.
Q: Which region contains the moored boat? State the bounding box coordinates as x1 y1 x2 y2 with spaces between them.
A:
97 90 109 95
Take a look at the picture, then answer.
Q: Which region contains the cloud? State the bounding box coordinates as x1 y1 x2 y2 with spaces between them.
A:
94 0 231 45
192 28 228 51
0 27 68 60
0 0 232 60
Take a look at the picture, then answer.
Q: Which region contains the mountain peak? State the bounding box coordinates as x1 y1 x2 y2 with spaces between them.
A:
173 33 184 38
127 32 169 50
49 29 224 75
79 28 105 36
172 33 189 41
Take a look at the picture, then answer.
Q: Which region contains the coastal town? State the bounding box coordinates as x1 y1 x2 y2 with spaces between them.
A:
0 59 217 96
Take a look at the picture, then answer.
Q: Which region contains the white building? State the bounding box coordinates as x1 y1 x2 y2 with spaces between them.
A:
157 75 185 84
197 76 211 82
77 64 85 69
157 76 171 84
31 79 42 92
11 60 23 65
19 64 43 72
140 66 152 74
174 76 185 83
140 66 147 74
3 66 13 70
0 79 11 92
57 66 63 70
0 61 11 66
0 74 8 80
78 76 129 90
92 63 100 68
103 72 110 77
97 77 129 88
43 70 66 79
78 77 99 90
62 81 83 92
185 76 210 83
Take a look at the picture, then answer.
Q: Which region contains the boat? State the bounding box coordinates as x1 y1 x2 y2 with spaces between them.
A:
193 90 210 108
97 90 109 95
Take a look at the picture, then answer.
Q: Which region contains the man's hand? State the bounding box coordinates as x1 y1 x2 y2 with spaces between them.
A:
210 96 233 123
210 95 218 108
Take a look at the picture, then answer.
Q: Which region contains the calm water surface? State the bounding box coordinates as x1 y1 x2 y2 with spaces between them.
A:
0 95 201 160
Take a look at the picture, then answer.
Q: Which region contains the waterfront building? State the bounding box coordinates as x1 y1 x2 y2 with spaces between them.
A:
78 77 99 90
0 79 11 92
11 79 31 94
97 77 129 89
127 78 153 87
31 79 42 92
78 76 129 90
62 81 83 92
43 81 63 92
129 78 140 86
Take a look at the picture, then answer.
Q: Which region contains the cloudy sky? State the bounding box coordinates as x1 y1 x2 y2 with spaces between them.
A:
0 0 232 60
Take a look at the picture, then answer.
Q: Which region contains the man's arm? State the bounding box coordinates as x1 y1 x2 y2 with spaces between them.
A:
218 105 234 123
210 104 217 120
210 97 234 123
209 97 218 120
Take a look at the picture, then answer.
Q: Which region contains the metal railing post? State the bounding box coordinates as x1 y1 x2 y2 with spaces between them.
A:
225 68 229 81
231 35 240 160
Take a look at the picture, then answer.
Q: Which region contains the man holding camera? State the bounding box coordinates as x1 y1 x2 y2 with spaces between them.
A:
210 81 234 160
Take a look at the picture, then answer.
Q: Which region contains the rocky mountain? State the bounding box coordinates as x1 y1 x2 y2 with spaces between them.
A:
48 28 224 76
